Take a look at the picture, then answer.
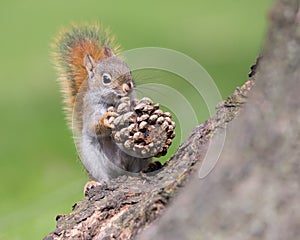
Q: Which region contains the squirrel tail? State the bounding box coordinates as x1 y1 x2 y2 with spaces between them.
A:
52 24 120 125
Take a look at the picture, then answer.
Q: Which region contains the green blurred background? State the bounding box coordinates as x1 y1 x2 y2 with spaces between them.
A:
0 0 273 239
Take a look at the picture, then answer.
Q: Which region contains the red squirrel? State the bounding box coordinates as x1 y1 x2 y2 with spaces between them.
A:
52 24 151 183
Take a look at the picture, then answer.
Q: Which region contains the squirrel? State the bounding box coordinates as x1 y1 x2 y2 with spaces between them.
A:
52 24 152 182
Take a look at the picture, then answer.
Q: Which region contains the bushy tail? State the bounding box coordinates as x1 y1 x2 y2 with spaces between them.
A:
52 24 119 127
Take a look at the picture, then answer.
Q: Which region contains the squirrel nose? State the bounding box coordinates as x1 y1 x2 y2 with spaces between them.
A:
122 81 133 93
127 81 133 90
122 82 131 93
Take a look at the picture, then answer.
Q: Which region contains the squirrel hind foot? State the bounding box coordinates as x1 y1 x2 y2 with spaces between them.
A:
84 180 104 196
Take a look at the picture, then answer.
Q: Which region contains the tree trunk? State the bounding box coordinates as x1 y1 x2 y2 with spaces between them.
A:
45 0 300 239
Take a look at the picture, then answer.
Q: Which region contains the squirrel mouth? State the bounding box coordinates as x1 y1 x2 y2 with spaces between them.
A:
117 92 130 98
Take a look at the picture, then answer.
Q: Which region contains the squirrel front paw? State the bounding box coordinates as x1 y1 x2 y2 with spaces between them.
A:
95 111 119 135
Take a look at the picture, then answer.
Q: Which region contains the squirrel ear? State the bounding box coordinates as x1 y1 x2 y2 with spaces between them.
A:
84 54 96 77
104 46 115 57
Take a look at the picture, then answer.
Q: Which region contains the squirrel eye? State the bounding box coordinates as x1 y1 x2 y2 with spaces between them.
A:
102 73 112 85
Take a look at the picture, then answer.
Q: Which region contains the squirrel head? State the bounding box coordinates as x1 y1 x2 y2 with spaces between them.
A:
84 53 134 105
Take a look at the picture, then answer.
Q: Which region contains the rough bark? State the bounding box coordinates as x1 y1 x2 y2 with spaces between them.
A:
45 0 300 239
138 0 300 239
44 77 254 240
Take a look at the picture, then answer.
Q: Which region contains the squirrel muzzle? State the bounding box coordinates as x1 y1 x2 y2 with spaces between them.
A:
121 81 134 95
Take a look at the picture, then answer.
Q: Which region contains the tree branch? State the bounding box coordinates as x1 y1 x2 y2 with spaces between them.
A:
137 0 300 239
44 76 254 240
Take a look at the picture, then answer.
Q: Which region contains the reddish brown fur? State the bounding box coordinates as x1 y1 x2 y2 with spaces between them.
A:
69 39 107 105
52 24 119 131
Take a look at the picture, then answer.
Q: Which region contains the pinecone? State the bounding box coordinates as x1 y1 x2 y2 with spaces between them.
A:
108 97 176 158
